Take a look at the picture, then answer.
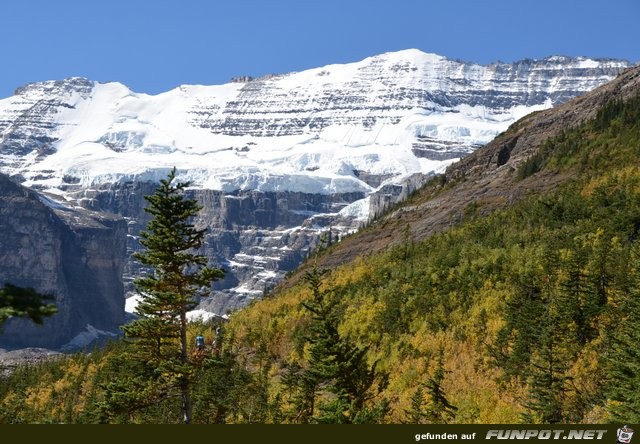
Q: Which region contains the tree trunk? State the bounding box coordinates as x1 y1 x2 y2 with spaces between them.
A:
182 379 192 424
180 310 192 424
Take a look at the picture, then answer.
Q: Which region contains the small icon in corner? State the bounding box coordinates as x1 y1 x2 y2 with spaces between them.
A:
617 426 634 444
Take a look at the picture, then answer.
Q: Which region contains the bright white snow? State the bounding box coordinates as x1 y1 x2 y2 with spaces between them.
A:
0 49 628 223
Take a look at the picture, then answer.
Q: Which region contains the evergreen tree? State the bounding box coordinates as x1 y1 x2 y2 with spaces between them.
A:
120 167 224 423
300 266 388 423
606 243 640 422
280 361 317 423
491 270 546 379
94 349 168 423
404 387 427 424
424 348 457 423
521 321 571 423
0 283 57 329
521 273 573 424
558 245 593 345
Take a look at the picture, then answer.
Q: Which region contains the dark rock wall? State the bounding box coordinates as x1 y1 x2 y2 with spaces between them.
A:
72 183 367 313
0 174 126 348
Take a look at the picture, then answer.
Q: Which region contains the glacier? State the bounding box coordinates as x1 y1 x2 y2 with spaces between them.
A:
1 50 629 199
0 49 630 317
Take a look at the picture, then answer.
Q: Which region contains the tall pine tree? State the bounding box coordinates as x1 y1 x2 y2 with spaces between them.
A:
424 348 457 423
521 271 574 424
606 242 640 422
121 167 224 423
299 266 388 423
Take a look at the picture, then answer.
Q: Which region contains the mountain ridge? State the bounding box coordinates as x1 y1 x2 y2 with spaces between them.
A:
1 49 629 195
9 49 630 99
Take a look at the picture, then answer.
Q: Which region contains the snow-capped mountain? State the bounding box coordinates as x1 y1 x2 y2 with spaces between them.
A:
0 49 630 316
1 50 628 199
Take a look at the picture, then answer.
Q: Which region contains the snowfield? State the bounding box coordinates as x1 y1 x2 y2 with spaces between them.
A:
1 49 627 223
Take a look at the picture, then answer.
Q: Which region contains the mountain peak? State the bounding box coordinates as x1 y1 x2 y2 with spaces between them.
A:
373 48 446 62
13 77 96 98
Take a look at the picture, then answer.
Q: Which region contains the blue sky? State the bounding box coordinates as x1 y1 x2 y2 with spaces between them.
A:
1 0 638 98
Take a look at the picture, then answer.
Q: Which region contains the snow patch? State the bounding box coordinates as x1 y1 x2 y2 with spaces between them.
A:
338 196 371 221
125 294 142 313
186 309 219 323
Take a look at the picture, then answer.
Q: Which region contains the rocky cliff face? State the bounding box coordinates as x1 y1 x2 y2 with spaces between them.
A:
74 181 364 312
0 174 126 348
0 50 630 317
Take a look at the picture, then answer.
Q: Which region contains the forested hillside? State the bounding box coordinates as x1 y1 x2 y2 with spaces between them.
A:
1 67 639 424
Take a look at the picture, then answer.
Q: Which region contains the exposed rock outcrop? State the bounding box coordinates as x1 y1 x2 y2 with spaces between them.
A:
73 183 364 313
0 174 126 348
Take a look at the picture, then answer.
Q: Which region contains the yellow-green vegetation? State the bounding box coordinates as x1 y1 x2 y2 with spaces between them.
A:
230 93 640 424
0 94 639 423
